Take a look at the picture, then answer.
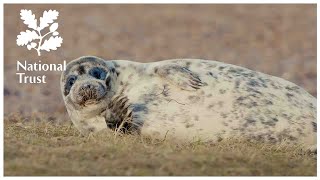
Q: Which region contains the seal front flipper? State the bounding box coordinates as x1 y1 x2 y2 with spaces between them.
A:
154 64 207 91
104 95 144 133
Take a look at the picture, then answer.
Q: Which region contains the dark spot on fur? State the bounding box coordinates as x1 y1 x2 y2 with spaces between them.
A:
186 61 191 68
219 66 226 70
257 77 268 88
80 120 88 126
207 104 215 109
286 93 294 98
185 123 194 128
88 127 95 132
194 116 199 121
63 89 69 96
285 85 300 92
78 65 85 75
207 72 218 79
188 95 200 103
312 122 317 132
220 113 228 118
238 71 256 78
161 85 170 97
112 62 120 68
308 103 315 111
247 79 260 87
207 94 213 97
267 136 277 143
237 96 245 101
270 82 280 89
235 95 260 108
245 117 256 125
261 118 276 126
246 87 262 95
264 100 273 105
296 128 303 135
116 70 120 77
132 104 148 113
228 69 238 74
227 67 245 76
219 89 226 94
235 80 241 89
218 101 224 108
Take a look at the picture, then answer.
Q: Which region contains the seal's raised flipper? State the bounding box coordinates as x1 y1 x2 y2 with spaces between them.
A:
154 64 207 91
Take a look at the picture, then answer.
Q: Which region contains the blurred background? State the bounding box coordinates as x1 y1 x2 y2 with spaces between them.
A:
4 4 316 121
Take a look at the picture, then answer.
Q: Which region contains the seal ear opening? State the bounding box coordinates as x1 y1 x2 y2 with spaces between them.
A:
106 75 111 88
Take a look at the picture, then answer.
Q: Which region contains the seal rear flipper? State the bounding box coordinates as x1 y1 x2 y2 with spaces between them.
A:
154 64 207 91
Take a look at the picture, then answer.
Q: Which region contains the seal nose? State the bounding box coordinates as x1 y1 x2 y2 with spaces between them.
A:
84 84 93 89
77 83 98 103
75 82 106 105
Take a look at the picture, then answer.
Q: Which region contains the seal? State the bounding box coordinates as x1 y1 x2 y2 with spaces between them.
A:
60 56 316 151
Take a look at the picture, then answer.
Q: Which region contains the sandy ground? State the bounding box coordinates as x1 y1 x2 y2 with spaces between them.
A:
4 4 316 121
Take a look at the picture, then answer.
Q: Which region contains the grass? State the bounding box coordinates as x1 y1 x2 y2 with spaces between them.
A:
4 115 317 176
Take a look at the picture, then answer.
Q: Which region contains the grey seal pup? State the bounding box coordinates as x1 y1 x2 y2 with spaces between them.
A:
60 56 316 151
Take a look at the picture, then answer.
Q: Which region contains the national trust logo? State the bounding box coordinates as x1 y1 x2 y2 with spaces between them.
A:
16 9 63 56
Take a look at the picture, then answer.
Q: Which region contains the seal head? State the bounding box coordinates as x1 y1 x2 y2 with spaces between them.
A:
60 56 120 135
61 56 117 109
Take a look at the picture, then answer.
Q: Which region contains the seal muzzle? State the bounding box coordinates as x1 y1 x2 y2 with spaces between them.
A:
72 81 106 105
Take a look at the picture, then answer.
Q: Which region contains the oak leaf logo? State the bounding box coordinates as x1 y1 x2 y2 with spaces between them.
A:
16 9 63 56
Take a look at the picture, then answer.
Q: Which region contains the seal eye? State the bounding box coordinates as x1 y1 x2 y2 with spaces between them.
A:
89 67 106 80
64 75 77 96
68 76 76 87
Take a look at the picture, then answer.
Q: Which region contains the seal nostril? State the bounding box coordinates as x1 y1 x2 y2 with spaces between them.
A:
84 84 92 89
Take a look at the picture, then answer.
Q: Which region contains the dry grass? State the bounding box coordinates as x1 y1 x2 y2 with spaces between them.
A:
4 116 316 176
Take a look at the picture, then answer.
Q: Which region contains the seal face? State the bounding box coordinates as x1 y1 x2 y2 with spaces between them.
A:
60 56 120 133
61 56 316 151
62 57 112 107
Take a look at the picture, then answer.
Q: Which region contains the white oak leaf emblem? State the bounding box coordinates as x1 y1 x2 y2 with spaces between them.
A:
40 36 63 51
16 30 39 46
38 10 59 31
16 9 63 56
20 9 38 30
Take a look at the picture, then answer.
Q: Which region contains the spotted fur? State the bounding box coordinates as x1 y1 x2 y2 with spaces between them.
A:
61 56 317 152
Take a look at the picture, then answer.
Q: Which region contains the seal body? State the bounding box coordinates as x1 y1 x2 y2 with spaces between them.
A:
61 56 316 150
